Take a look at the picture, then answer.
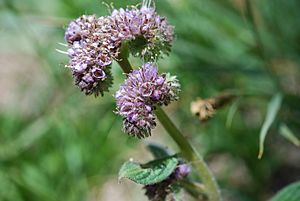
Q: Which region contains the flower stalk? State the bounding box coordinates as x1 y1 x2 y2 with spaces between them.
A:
116 55 221 201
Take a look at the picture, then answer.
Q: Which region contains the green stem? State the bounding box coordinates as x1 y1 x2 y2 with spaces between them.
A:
180 180 207 200
155 107 221 201
116 56 221 201
155 106 193 159
116 57 132 74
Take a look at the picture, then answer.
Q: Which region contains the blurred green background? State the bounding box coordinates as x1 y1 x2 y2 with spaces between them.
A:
0 0 300 200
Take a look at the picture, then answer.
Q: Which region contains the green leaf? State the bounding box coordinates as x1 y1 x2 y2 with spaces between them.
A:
279 123 300 146
118 157 178 185
271 181 300 201
226 99 240 128
258 93 283 159
147 143 170 159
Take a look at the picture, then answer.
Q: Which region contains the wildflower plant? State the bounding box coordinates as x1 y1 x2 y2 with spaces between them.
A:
61 0 221 200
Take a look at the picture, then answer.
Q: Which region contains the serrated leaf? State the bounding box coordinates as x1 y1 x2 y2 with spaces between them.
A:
118 157 178 185
279 123 300 146
258 93 282 159
147 143 170 159
271 181 300 201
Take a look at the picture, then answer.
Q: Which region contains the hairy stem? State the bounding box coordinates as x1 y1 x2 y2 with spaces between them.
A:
116 56 221 201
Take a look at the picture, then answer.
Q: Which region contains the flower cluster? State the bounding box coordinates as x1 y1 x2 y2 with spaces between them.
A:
115 63 180 138
144 163 191 201
64 5 174 96
65 15 114 96
110 6 174 61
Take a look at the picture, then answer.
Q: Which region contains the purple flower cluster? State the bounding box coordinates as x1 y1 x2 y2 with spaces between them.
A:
65 15 115 96
110 6 174 61
64 5 174 96
115 63 180 138
144 163 191 201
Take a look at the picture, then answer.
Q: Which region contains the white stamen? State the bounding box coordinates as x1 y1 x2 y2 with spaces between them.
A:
58 42 68 47
55 49 68 54
142 0 152 7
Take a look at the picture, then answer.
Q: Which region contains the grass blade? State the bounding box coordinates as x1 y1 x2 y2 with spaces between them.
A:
279 123 300 146
258 93 283 159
